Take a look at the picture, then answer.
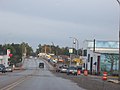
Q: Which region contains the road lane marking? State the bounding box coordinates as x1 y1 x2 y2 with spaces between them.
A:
0 70 37 90
0 76 30 90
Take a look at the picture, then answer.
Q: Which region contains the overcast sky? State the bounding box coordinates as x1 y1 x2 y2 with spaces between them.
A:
0 0 119 50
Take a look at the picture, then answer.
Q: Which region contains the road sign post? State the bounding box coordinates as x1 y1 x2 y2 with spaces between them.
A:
69 48 73 67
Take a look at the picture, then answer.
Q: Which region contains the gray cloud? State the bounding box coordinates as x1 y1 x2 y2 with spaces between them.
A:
0 0 119 49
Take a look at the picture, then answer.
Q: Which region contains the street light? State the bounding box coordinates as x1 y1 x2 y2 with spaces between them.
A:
69 37 79 56
116 0 120 81
74 38 79 56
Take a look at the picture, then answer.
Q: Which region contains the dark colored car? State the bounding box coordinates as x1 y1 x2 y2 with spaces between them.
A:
0 64 6 73
39 62 44 68
56 65 62 72
67 66 77 75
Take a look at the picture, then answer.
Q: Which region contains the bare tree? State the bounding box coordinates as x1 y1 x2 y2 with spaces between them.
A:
105 54 119 75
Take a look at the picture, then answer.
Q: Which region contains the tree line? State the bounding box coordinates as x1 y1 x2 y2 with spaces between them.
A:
35 44 82 56
0 42 82 66
0 42 33 66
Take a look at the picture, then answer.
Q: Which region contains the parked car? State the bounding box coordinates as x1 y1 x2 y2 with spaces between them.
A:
39 62 44 68
60 67 68 73
67 66 77 75
5 66 13 72
0 64 6 73
56 65 62 72
56 64 68 73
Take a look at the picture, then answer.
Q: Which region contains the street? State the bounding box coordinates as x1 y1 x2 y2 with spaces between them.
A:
0 58 85 90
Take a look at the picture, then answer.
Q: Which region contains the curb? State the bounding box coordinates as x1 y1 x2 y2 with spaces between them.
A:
108 79 120 84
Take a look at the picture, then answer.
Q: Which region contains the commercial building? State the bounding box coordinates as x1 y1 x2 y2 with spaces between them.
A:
0 49 10 67
82 40 119 75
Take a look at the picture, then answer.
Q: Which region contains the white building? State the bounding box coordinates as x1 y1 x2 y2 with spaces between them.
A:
0 49 10 67
82 40 119 75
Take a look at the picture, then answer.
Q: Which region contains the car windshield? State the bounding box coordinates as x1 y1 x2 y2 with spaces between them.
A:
69 67 77 70
0 64 5 67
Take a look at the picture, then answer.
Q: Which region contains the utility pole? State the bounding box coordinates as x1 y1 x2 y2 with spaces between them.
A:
22 43 26 63
116 0 120 81
69 37 79 56
45 45 47 54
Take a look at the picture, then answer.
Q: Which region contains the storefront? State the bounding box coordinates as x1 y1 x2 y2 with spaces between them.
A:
82 40 119 75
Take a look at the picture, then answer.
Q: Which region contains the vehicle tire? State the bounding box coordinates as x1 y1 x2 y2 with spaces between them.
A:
56 70 59 72
67 73 69 75
2 71 5 73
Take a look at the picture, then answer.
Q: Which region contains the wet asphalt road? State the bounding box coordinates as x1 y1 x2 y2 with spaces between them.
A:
0 58 86 90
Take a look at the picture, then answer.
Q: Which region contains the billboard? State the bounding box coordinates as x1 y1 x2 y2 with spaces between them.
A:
87 41 118 49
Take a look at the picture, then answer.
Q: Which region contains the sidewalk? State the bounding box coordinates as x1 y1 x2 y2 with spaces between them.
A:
87 74 120 84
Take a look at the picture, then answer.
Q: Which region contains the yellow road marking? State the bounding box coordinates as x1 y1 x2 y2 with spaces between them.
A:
0 70 37 90
0 76 30 90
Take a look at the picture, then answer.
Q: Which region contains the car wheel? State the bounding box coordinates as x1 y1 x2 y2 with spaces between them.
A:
67 73 69 75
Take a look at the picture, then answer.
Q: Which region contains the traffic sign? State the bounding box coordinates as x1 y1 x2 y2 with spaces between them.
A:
69 48 73 54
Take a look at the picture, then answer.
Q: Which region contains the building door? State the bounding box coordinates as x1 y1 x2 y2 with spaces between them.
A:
90 57 93 75
97 56 100 75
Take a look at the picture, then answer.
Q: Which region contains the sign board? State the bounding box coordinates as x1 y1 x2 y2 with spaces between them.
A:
69 48 73 54
7 49 11 58
0 56 3 60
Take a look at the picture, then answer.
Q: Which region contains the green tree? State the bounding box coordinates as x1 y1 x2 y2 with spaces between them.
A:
3 44 16 56
2 42 33 66
21 42 33 56
36 44 42 55
3 44 18 65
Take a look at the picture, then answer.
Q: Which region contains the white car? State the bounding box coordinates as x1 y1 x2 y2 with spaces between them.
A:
5 66 13 72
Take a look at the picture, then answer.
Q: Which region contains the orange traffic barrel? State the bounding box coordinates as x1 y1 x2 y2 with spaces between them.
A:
84 70 88 76
77 70 81 75
102 72 107 81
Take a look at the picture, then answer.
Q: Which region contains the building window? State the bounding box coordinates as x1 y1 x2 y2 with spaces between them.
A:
88 54 90 62
83 50 87 56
